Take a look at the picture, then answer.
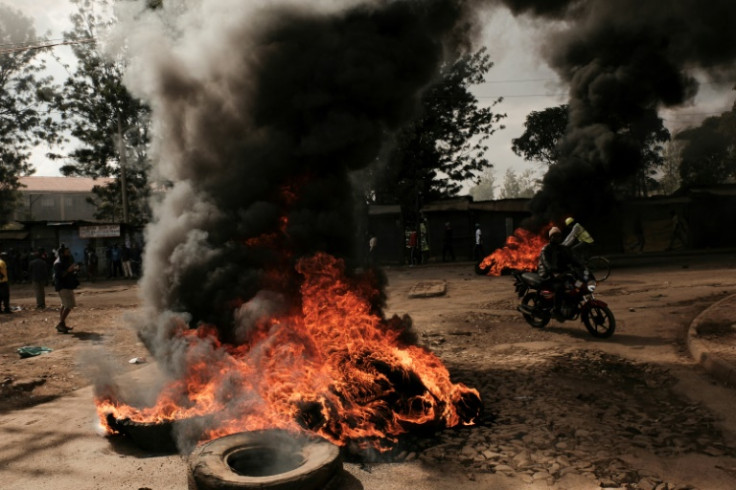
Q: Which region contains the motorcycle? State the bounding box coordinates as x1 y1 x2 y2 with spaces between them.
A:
512 268 616 338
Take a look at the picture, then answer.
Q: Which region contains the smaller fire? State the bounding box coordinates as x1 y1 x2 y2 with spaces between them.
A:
479 224 553 276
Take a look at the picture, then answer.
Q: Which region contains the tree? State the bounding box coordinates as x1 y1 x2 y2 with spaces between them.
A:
468 168 496 201
0 5 60 223
51 0 152 226
499 168 539 199
676 103 736 188
657 140 683 195
373 48 506 220
513 103 670 198
511 105 568 166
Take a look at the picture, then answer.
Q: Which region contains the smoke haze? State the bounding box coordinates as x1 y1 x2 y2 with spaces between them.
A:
110 0 736 356
497 0 736 220
112 0 483 361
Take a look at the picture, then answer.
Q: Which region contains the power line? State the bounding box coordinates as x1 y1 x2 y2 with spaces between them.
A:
0 38 95 55
481 78 558 84
476 93 567 98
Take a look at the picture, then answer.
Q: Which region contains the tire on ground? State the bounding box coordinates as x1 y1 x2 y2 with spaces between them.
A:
188 430 342 490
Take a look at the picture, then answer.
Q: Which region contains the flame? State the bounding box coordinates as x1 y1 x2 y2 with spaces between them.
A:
479 224 553 275
96 253 480 450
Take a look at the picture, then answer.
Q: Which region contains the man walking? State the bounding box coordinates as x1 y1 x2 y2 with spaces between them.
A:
28 250 49 309
53 245 79 333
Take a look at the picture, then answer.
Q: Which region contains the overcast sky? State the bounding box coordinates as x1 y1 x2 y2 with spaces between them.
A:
6 0 733 185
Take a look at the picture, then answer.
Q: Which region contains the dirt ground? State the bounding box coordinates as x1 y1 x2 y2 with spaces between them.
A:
3 252 736 489
0 280 145 412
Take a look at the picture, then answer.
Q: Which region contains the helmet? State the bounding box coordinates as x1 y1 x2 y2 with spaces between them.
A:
565 217 575 226
548 227 561 238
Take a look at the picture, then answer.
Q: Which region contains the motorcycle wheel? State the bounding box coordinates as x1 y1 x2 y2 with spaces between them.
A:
521 292 550 328
582 304 616 338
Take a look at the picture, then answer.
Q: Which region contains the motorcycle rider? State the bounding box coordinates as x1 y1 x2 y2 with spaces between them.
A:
538 226 584 319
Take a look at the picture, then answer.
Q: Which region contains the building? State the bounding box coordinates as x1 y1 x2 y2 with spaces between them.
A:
12 176 113 222
0 177 141 280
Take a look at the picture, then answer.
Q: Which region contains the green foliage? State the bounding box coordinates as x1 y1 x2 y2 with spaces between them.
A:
512 105 568 165
0 5 61 223
513 103 669 198
499 168 539 199
468 167 496 201
373 48 506 219
50 0 151 225
676 104 736 188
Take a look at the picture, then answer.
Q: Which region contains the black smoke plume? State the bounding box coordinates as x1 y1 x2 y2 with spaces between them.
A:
123 0 736 350
120 0 484 357
498 0 736 222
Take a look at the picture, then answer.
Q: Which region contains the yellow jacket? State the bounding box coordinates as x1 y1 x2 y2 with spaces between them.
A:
0 259 7 284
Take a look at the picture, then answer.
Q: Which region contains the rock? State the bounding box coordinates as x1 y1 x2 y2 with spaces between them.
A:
532 471 550 481
482 450 501 460
512 451 530 467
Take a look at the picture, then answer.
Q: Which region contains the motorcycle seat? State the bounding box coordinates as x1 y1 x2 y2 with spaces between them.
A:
520 271 544 288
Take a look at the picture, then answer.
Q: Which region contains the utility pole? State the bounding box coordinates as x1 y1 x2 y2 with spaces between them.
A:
117 114 129 224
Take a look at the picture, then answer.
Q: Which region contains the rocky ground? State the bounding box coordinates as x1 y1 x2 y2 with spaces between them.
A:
2 253 736 489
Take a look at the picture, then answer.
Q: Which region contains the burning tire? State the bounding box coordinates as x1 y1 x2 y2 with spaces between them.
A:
188 430 342 490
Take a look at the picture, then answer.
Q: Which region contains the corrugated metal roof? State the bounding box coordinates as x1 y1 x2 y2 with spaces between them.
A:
18 176 114 193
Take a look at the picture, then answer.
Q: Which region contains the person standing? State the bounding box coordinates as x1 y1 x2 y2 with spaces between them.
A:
442 222 455 262
130 242 142 277
88 249 99 282
420 219 430 264
408 228 419 266
0 251 11 314
28 251 49 310
473 223 484 262
121 244 133 278
111 243 123 278
53 245 79 333
367 232 378 268
667 210 688 250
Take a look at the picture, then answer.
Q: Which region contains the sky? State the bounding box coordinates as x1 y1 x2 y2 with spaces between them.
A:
5 0 734 187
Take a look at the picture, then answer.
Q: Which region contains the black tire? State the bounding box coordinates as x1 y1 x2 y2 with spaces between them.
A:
521 292 550 328
582 304 616 338
587 256 611 282
189 430 342 490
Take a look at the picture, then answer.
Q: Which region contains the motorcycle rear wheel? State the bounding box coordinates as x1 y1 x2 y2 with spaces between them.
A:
521 292 550 328
582 304 616 338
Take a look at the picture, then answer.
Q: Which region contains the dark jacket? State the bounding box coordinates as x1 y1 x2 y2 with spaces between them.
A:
53 256 78 291
28 257 48 283
538 242 582 279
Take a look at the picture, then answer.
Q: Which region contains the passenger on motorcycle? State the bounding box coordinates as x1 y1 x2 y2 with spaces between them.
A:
538 227 585 318
562 216 594 262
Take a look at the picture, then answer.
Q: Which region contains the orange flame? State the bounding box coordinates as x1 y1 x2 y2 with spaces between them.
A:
479 224 553 275
96 253 480 450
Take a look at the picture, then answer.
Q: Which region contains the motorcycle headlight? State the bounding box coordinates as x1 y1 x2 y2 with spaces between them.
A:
587 281 597 292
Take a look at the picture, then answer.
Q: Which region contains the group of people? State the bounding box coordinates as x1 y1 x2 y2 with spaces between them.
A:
102 242 142 279
0 240 145 335
0 245 80 334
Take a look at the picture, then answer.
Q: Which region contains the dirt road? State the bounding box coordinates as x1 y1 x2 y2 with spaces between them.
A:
2 253 736 489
